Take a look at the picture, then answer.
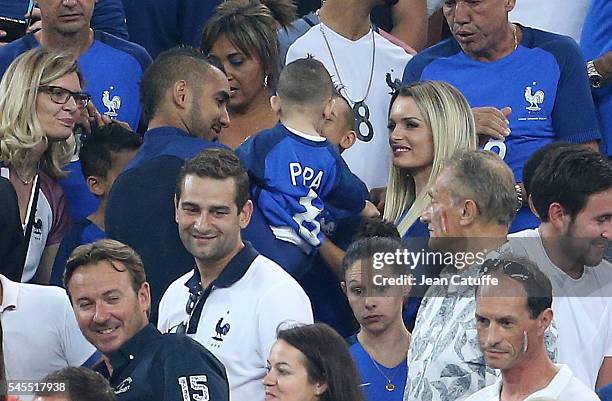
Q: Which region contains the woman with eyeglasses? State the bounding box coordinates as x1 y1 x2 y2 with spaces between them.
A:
0 47 89 284
263 323 365 401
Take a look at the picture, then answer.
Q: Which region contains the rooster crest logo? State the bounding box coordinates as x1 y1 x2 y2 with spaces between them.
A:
212 317 230 342
524 84 544 112
102 87 121 117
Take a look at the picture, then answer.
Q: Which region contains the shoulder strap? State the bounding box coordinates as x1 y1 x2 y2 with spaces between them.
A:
18 174 41 280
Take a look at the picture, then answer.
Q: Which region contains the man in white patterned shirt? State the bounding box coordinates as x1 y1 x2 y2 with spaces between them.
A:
405 150 557 401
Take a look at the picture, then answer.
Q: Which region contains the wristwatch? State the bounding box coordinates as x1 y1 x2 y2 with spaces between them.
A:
587 60 604 89
514 184 524 212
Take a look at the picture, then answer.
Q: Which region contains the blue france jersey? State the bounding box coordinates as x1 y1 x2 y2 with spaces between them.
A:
236 123 368 251
403 26 600 183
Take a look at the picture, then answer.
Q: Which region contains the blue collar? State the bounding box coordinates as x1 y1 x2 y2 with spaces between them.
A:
185 242 259 333
106 324 160 376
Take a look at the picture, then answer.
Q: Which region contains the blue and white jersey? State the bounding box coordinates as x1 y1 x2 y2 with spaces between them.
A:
236 123 368 252
403 26 600 183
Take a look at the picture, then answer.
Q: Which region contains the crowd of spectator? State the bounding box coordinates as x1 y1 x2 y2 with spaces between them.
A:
0 1 611 401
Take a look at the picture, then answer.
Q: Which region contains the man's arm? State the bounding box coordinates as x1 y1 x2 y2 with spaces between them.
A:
597 357 612 389
593 51 612 82
390 0 428 52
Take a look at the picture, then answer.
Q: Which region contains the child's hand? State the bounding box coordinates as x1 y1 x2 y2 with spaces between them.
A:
361 200 381 218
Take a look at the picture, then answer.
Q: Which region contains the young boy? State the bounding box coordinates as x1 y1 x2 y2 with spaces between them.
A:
50 123 142 285
236 58 371 278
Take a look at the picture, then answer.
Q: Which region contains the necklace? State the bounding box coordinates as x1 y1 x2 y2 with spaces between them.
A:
367 353 402 392
318 22 376 105
12 163 39 185
318 22 377 142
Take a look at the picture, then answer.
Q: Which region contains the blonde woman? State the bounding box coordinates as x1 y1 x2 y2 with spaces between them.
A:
0 48 89 283
384 81 477 238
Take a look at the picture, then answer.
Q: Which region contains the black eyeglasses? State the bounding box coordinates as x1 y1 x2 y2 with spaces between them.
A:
480 258 532 282
39 85 91 108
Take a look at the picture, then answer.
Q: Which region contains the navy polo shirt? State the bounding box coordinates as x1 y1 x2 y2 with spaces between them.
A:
105 127 226 323
97 324 229 401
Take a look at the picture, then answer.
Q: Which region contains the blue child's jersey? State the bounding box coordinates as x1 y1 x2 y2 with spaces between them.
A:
236 123 368 253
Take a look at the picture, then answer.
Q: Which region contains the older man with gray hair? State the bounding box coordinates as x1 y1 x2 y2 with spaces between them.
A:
404 150 557 401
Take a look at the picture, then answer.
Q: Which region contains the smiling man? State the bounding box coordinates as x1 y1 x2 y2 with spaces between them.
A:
157 148 313 401
403 0 601 233
465 257 599 401
508 145 612 390
105 47 229 323
64 239 230 401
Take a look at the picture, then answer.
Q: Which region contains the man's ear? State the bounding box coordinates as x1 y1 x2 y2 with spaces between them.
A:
547 202 569 231
339 130 357 151
174 195 180 224
537 308 553 336
239 199 254 229
506 0 516 12
270 95 282 116
459 199 478 226
340 281 347 295
86 176 105 197
172 80 189 109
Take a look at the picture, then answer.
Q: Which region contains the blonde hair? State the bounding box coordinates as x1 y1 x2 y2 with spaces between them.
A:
383 81 477 236
0 48 81 180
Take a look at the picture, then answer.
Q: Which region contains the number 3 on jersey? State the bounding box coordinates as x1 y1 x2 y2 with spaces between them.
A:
179 375 209 401
483 139 507 160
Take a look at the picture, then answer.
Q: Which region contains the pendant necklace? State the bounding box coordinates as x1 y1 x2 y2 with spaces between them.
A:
318 22 376 142
367 353 401 392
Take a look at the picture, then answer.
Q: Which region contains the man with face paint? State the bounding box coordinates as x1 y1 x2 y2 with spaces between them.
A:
466 256 599 401
404 150 557 401
509 145 612 390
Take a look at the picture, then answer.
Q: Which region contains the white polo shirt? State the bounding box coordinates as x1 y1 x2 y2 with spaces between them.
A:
509 228 612 389
0 275 96 382
158 242 313 401
464 364 600 401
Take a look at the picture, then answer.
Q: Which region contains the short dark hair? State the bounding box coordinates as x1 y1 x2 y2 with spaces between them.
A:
79 123 142 179
522 141 573 198
276 57 333 108
201 0 294 89
530 146 612 222
139 47 224 122
356 218 400 240
276 323 365 401
446 150 517 226
342 236 404 277
34 367 116 401
65 239 146 294
477 256 553 319
175 148 250 210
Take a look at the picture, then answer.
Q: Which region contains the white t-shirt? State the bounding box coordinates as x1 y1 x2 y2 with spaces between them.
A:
464 364 600 401
509 0 591 43
508 228 612 389
286 23 411 189
0 275 96 386
158 251 313 401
